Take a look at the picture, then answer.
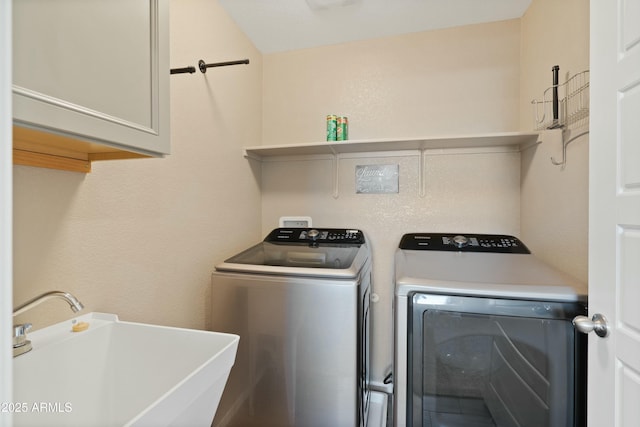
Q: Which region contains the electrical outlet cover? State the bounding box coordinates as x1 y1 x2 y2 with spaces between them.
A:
279 216 312 228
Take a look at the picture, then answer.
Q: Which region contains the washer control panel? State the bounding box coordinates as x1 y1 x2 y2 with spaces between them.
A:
399 233 530 254
265 228 365 245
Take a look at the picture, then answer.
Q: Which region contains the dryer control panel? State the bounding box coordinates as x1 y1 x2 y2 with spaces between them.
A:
399 233 530 254
265 228 365 245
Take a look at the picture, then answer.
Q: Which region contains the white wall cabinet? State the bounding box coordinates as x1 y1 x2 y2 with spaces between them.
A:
12 0 169 172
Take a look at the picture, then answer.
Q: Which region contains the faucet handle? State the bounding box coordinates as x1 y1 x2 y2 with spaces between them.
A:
13 323 32 347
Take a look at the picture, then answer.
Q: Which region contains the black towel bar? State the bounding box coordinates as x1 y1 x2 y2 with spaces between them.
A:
198 59 250 73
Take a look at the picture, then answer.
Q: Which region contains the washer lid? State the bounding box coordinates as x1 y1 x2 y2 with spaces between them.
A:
225 242 361 269
215 229 369 278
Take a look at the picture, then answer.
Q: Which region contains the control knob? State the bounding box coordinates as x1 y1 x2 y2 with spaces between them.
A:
307 229 320 247
452 235 469 248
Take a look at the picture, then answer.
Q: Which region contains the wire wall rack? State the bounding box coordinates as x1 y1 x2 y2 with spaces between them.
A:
531 69 590 168
531 69 589 130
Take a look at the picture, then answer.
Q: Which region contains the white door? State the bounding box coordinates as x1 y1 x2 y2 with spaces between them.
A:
0 0 13 423
587 0 640 426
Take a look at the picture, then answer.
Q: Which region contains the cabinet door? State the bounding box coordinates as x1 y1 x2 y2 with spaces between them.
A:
13 0 169 156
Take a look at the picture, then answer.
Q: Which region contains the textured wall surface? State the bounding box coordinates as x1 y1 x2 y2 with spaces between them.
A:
263 19 522 145
519 0 589 282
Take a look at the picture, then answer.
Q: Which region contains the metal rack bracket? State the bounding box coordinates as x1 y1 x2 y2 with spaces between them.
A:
550 129 590 169
170 66 196 75
531 68 590 167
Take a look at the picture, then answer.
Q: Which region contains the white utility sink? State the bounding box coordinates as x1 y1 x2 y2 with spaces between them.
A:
13 313 239 427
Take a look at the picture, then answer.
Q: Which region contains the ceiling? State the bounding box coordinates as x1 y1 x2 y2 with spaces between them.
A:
218 0 532 54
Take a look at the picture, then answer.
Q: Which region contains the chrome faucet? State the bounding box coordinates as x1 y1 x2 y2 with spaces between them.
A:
12 291 85 357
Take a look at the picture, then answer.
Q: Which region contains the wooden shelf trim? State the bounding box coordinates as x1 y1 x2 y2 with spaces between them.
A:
13 149 92 173
12 126 151 173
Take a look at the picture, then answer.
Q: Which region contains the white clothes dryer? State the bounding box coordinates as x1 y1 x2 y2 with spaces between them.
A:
394 233 587 427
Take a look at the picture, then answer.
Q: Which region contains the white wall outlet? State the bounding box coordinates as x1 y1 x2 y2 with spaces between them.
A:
279 216 312 227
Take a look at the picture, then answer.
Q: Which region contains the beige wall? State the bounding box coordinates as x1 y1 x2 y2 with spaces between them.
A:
263 19 522 144
260 20 523 382
519 0 590 282
13 0 263 331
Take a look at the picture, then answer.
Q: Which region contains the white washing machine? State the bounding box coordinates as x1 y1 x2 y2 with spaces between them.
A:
211 228 372 427
394 233 588 427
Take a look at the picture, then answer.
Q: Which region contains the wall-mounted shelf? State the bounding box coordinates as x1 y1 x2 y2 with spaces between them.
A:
243 131 540 160
244 131 541 199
